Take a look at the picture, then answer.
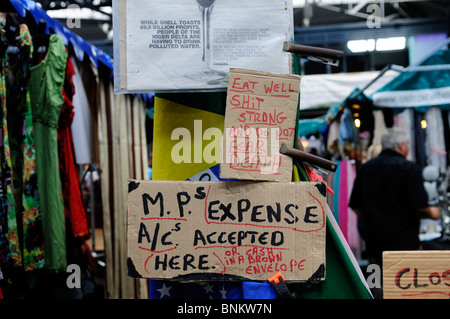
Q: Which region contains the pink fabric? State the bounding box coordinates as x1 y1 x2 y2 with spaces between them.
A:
337 161 359 252
338 160 349 239
346 163 359 251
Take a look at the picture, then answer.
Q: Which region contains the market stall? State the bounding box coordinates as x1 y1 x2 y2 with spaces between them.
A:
0 0 151 299
0 0 379 300
115 0 372 299
297 39 450 274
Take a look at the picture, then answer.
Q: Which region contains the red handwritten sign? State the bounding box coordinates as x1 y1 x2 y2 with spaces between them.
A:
221 68 301 182
383 251 450 299
127 180 326 282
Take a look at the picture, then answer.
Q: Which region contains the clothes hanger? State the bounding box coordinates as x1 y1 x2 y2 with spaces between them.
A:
29 18 49 65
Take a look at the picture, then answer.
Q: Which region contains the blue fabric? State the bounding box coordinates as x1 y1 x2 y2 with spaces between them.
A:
148 280 278 299
149 280 243 299
332 161 341 224
242 282 278 299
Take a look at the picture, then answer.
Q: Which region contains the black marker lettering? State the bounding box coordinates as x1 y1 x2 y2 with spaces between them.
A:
151 223 160 251
193 229 207 246
208 200 220 220
267 202 281 223
176 191 191 217
284 204 296 224
183 254 195 270
271 231 284 246
219 203 235 221
304 206 319 224
142 192 164 216
138 222 150 244
251 205 264 223
237 199 250 222
198 255 209 270
194 186 206 199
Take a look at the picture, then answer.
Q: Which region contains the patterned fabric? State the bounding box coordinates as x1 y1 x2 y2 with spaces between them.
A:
14 24 45 270
0 20 45 271
0 13 11 266
0 15 22 267
21 88 45 270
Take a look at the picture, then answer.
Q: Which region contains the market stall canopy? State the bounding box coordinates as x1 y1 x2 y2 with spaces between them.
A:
298 39 450 137
297 68 398 137
371 46 450 112
299 70 397 111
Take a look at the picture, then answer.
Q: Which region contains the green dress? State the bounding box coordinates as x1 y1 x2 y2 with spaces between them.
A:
29 34 68 271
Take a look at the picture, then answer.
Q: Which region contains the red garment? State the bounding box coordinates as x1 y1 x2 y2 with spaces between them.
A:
58 57 89 238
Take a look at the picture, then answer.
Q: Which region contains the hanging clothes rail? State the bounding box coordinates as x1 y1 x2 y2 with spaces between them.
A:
0 0 152 300
7 0 154 102
9 0 112 69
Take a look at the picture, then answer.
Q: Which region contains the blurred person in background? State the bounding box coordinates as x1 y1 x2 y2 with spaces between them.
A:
349 128 441 267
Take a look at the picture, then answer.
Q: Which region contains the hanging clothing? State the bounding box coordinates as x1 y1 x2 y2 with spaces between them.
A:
0 13 9 266
424 107 447 172
58 55 89 238
0 13 22 267
29 34 68 271
339 108 359 154
71 58 94 165
5 23 45 271
372 110 386 145
393 109 415 161
338 160 360 256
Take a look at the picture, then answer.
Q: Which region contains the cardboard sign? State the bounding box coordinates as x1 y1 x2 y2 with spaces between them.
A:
220 68 301 182
127 180 326 282
383 251 450 299
113 0 293 93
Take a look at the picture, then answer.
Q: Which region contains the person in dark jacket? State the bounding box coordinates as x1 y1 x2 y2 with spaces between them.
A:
349 128 441 266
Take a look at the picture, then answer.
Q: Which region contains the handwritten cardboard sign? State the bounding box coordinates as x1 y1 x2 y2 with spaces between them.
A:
220 68 301 182
383 251 450 299
127 180 326 282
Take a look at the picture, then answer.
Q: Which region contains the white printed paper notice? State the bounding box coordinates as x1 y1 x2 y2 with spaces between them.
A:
114 0 293 93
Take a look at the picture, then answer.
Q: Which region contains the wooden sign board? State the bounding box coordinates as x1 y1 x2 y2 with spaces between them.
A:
383 251 450 299
127 180 326 282
220 68 301 182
